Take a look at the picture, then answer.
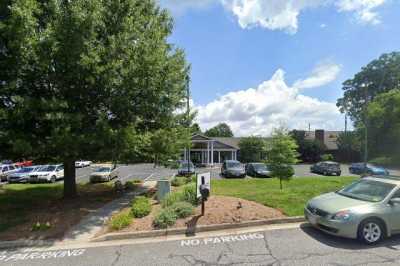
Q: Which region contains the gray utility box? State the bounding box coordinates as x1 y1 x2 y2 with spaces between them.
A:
156 179 171 202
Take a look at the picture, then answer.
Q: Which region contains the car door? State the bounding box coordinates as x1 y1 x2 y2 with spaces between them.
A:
387 189 400 233
57 165 64 178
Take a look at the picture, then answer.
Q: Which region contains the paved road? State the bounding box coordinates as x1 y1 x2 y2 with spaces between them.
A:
3 223 400 265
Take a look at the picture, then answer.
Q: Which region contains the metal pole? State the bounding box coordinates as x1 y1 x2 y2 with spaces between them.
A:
186 74 191 173
364 86 369 169
201 176 205 216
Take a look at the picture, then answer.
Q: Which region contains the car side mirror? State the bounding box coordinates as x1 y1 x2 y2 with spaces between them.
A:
389 198 400 205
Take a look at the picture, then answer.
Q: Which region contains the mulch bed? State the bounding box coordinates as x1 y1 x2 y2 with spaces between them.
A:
104 196 285 234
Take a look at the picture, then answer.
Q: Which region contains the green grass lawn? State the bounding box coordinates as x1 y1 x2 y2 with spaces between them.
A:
212 176 358 216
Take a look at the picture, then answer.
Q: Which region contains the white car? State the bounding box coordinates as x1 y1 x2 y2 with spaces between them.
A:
75 160 92 168
29 164 64 183
0 164 19 182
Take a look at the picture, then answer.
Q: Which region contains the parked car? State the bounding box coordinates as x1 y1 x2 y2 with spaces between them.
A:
177 161 195 176
8 165 42 183
0 164 19 182
305 176 400 244
221 160 246 178
349 163 389 176
29 164 64 183
246 163 271 178
90 165 119 183
75 160 92 168
310 161 341 176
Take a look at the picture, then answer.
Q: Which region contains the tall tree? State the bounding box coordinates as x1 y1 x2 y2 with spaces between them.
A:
0 0 189 197
366 89 400 160
204 123 234 137
337 52 400 123
238 136 266 163
290 130 325 162
336 131 361 162
266 129 298 190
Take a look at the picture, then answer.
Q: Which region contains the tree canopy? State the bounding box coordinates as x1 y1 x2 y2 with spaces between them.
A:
290 130 325 162
0 0 190 197
204 123 233 137
337 52 400 123
238 136 266 163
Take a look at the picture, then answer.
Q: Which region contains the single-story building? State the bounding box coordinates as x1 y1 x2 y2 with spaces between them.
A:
182 134 240 166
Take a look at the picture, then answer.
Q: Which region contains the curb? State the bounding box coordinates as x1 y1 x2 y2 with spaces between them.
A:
0 240 56 250
92 216 306 242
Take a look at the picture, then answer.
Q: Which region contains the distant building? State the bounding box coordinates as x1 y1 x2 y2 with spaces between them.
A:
304 129 342 151
183 130 343 166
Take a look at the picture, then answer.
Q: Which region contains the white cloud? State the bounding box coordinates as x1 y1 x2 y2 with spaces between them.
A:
159 0 388 32
293 62 341 90
196 68 344 136
336 0 385 24
221 0 323 34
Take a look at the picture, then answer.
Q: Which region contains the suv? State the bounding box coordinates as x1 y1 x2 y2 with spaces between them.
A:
0 164 18 182
310 161 341 176
305 176 400 244
221 160 246 178
29 164 64 183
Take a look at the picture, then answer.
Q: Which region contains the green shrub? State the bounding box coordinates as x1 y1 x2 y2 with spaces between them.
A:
153 208 177 229
321 154 334 161
170 202 194 218
171 176 187 187
369 157 393 166
132 179 143 184
181 183 198 206
161 191 184 208
131 196 152 218
109 212 132 230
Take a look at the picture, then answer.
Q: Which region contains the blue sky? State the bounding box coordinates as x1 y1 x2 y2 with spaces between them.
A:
159 0 400 136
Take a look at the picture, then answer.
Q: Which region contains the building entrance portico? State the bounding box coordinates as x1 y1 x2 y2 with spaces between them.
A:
183 134 239 166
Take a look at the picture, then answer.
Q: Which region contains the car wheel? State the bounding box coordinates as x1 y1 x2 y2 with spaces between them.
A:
358 218 385 244
323 171 328 176
50 176 56 183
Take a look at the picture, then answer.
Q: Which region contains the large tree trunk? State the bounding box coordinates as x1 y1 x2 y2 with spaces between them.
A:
63 159 77 198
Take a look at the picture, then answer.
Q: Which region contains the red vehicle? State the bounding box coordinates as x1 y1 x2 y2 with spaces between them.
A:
14 160 33 167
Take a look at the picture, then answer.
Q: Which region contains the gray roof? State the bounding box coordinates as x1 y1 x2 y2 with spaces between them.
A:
213 137 241 150
305 130 342 150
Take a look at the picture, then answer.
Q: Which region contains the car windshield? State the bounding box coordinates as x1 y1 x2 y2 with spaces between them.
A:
40 166 56 172
180 162 194 168
97 167 111 172
17 167 35 173
227 162 242 168
337 180 395 202
253 164 267 171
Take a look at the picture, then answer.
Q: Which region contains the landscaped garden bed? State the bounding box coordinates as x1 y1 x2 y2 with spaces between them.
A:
99 176 357 236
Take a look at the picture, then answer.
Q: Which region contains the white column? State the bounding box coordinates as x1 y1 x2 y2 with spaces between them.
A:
231 150 234 160
184 148 187 161
235 150 237 161
207 141 210 165
218 151 221 163
211 141 214 166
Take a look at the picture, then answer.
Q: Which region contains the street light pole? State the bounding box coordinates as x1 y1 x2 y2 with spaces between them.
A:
186 74 191 174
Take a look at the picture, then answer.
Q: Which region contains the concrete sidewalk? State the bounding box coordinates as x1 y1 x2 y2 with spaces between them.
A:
61 181 157 244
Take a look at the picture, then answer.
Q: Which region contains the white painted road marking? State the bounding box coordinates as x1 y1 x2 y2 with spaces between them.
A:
181 233 264 247
0 249 86 262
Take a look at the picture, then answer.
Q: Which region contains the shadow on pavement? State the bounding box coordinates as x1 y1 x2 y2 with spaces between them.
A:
300 223 400 250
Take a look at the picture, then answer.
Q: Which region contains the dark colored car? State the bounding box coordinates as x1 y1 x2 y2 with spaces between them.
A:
178 161 195 176
310 161 341 176
8 166 41 183
246 163 271 178
221 160 246 178
349 163 389 176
